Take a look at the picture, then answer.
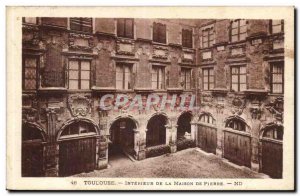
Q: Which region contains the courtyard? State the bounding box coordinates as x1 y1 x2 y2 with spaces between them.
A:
74 148 268 178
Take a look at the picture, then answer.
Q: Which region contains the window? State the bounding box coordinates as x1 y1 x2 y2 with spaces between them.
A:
271 62 284 94
199 113 215 124
23 17 37 24
116 64 132 90
226 119 246 132
202 27 214 48
180 68 191 90
151 66 165 89
231 66 246 92
61 121 96 138
117 18 134 38
271 20 284 34
68 60 91 90
263 126 283 140
153 22 166 44
203 68 214 90
23 56 37 90
230 19 247 42
70 18 92 33
182 29 193 48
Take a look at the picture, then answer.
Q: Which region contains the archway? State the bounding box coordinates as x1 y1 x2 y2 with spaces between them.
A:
260 123 283 178
177 112 193 139
109 117 137 163
58 120 98 176
146 114 168 147
22 123 46 177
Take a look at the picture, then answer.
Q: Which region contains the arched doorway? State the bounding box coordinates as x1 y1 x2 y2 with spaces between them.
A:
109 118 136 162
224 116 251 167
177 112 193 139
261 124 283 178
146 114 168 147
22 123 45 177
176 112 194 151
197 112 217 154
58 120 98 176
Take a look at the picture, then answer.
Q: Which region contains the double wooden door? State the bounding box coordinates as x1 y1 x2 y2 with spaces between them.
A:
224 130 251 167
197 124 217 154
261 139 283 178
59 137 96 176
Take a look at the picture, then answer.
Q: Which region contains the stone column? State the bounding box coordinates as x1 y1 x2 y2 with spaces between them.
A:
168 125 177 153
135 129 146 160
190 122 197 142
250 119 261 172
44 107 60 177
96 136 108 169
215 109 224 158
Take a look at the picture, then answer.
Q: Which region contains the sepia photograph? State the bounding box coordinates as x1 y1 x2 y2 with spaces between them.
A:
6 6 295 191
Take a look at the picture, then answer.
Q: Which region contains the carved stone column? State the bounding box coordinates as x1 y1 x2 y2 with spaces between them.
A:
135 128 146 160
250 119 261 172
190 122 197 142
44 107 59 177
97 136 108 169
168 125 177 153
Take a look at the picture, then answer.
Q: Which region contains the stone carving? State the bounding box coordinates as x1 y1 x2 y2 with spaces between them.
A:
69 33 94 52
116 38 135 55
68 95 91 117
201 93 213 107
153 45 168 59
265 97 283 122
168 47 182 63
229 96 246 115
135 44 151 57
93 40 115 56
249 100 263 119
22 107 38 122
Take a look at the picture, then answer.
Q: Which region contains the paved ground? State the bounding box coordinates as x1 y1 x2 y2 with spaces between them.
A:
74 148 267 178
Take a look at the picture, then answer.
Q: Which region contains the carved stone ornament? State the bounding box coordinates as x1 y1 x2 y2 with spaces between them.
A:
22 107 38 122
117 38 135 55
93 40 115 56
201 93 213 107
69 33 94 52
153 45 168 59
135 44 151 57
68 95 91 117
230 96 246 115
265 97 283 122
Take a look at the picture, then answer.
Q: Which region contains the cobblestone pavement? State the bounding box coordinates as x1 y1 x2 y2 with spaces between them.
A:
74 148 268 178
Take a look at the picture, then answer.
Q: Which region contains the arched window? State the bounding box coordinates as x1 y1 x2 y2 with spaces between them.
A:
199 113 215 124
22 124 44 142
263 125 283 140
225 118 246 132
60 121 96 139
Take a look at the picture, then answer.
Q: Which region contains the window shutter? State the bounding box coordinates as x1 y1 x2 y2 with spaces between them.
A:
153 23 158 42
125 19 133 38
269 20 273 34
160 24 166 43
117 19 125 37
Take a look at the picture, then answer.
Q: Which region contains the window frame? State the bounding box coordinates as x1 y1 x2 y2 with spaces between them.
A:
153 22 167 44
230 19 247 42
115 63 133 90
230 65 247 92
117 18 134 39
226 119 246 132
202 67 215 91
69 17 93 33
270 19 284 34
270 62 284 94
22 55 38 90
182 28 193 48
202 27 214 48
180 68 192 90
151 65 165 90
68 59 91 90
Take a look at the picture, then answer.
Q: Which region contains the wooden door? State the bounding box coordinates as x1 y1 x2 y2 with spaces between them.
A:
59 137 96 176
262 139 283 178
224 131 251 167
198 125 217 154
22 142 44 177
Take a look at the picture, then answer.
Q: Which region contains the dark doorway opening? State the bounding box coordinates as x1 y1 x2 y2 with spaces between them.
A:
146 114 167 147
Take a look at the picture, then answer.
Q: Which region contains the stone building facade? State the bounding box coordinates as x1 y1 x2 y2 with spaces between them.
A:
22 17 284 178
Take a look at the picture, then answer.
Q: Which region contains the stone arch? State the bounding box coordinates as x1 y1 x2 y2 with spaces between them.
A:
259 122 283 140
224 115 251 132
198 111 216 125
108 114 139 130
56 117 100 141
176 111 193 139
22 121 47 142
146 111 171 127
